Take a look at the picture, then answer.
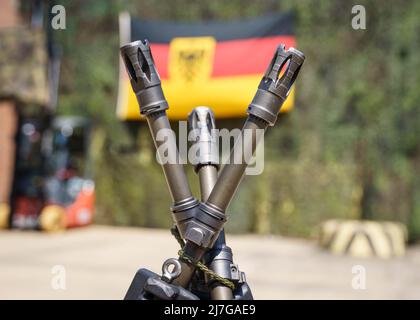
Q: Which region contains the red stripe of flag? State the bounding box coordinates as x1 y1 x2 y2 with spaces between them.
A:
212 36 295 77
149 35 295 79
150 43 169 78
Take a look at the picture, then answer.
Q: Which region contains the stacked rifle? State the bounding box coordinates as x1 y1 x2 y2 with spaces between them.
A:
120 40 304 300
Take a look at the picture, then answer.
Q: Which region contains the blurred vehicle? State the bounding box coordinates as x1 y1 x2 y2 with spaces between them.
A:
10 116 95 231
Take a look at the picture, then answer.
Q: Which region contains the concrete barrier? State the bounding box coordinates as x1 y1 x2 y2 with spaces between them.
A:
319 219 407 258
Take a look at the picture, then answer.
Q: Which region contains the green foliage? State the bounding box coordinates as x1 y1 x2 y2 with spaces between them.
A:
53 0 420 240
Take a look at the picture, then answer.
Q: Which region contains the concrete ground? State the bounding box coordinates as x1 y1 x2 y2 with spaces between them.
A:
1 225 420 299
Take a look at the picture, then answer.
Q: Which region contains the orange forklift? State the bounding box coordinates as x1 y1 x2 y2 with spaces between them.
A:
9 115 95 232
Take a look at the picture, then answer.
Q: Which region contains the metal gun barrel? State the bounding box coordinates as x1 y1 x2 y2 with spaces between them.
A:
189 107 233 300
120 40 196 206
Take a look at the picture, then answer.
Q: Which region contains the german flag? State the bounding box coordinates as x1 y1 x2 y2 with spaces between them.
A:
117 12 296 120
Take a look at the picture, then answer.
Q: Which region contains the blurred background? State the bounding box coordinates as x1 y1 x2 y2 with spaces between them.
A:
1 0 420 299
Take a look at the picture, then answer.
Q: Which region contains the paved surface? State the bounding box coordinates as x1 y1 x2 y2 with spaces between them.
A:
1 225 420 299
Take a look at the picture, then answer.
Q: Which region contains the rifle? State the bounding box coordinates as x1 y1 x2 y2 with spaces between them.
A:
120 40 305 300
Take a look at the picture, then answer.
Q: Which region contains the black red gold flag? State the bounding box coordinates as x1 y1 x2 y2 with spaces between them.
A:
117 12 296 120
